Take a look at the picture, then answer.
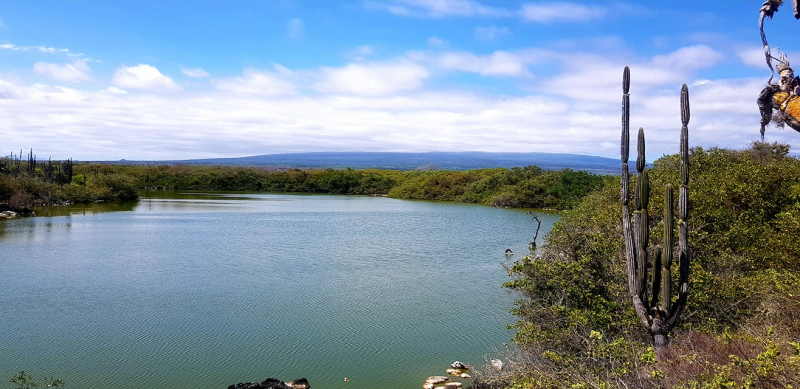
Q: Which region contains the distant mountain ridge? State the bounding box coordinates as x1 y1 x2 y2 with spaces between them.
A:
142 151 625 175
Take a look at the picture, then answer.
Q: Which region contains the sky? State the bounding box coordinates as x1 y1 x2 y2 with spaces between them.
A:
2 0 800 161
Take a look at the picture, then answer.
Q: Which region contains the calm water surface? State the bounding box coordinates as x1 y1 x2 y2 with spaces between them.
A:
0 193 558 389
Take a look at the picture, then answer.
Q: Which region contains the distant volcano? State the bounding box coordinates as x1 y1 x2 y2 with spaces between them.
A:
107 151 632 175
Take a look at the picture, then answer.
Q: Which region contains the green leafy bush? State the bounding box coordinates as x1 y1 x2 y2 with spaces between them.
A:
389 167 602 210
498 143 800 388
91 173 139 200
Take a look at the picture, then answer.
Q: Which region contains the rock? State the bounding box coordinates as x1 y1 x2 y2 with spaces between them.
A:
424 376 451 385
227 378 309 389
261 379 290 389
445 383 463 389
228 383 265 389
490 359 504 371
459 373 471 379
422 384 434 389
445 368 460 376
450 361 469 370
0 211 18 219
289 378 310 389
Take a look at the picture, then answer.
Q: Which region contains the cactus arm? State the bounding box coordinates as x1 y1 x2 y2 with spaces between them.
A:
621 67 634 298
621 66 635 294
669 84 691 325
635 133 650 304
661 185 674 313
634 207 646 300
650 248 662 309
636 128 646 174
640 166 650 209
621 66 651 328
622 67 630 165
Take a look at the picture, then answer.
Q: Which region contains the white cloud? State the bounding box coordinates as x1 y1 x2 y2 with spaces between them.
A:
438 50 532 77
1 42 73 54
520 2 607 23
635 78 772 155
373 1 614 24
538 55 623 103
651 45 723 71
475 25 510 41
315 60 429 95
0 78 25 99
537 45 725 107
738 46 770 69
27 84 86 103
287 18 304 38
345 45 374 61
215 68 296 96
375 0 511 18
1 42 796 162
427 36 447 47
102 86 128 95
112 64 182 93
1 67 796 162
33 60 92 82
181 66 210 78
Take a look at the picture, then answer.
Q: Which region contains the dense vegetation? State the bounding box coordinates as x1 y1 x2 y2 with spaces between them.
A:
388 166 601 209
0 158 604 212
0 152 140 211
12 142 800 389
5 144 799 388
490 142 800 388
101 163 602 209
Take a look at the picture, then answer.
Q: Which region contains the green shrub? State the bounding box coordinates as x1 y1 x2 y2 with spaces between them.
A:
500 143 800 387
91 173 139 201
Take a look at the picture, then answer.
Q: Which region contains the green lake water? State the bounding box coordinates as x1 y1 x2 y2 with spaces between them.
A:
0 192 558 389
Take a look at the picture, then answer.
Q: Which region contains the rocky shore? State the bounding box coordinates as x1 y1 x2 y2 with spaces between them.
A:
0 205 36 218
227 378 309 389
0 208 36 218
226 360 481 389
422 361 473 389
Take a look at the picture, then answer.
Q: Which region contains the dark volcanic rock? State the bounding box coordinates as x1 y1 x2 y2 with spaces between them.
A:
289 378 310 389
227 378 309 389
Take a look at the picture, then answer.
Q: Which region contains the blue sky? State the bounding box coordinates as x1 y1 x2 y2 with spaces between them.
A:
2 1 800 161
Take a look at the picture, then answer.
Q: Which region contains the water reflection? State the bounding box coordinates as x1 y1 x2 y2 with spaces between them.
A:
0 191 557 389
20 190 264 219
141 189 295 201
33 200 139 217
1 191 560 389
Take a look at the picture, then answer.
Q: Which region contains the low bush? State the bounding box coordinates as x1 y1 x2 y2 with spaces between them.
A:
498 143 800 388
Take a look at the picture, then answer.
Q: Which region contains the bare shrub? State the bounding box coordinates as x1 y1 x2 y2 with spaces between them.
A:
654 331 800 387
8 191 33 210
471 346 533 389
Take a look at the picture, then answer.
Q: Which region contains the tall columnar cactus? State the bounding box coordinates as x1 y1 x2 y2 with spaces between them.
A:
27 149 36 176
620 66 690 350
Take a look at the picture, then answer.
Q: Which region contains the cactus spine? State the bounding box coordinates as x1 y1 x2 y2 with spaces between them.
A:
620 66 690 350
